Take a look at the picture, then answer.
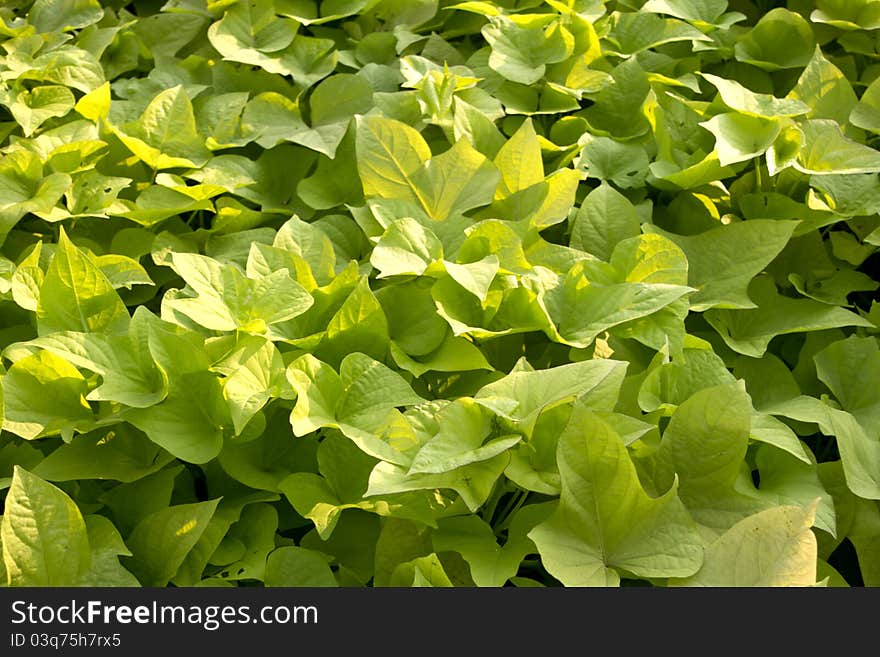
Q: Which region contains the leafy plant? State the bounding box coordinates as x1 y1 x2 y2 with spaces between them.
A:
1 0 879 588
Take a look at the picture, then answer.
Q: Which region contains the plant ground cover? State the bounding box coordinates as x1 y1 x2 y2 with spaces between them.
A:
1 0 879 588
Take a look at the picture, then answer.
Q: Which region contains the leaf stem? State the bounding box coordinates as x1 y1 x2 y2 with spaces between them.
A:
481 478 509 525
493 488 529 537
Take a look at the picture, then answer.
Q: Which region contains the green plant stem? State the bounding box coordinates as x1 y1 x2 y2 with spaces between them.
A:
493 489 529 537
481 479 508 525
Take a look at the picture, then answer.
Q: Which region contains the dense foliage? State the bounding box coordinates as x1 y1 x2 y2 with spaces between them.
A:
1 0 879 588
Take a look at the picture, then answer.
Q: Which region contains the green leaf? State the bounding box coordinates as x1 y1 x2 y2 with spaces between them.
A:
656 382 752 499
123 313 227 464
767 124 806 176
265 546 337 586
827 408 880 501
123 499 220 586
850 498 880 586
488 167 580 229
749 414 812 464
372 517 432 587
330 353 423 432
794 120 880 175
299 509 380 583
638 345 736 413
645 220 799 311
214 503 278 582
642 0 737 26
20 47 105 94
270 215 338 287
73 81 110 122
1 466 91 586
850 76 880 134
649 152 737 191
92 254 154 290
366 453 509 512
810 174 880 217
493 118 543 197
749 445 836 537
528 412 703 586
811 0 880 31
390 553 454 587
293 34 342 83
8 85 76 137
506 403 586 495
310 74 374 126
280 432 439 539
32 425 174 483
577 137 650 189
608 12 710 56
113 186 214 228
0 442 42 491
314 429 377 504
2 350 93 441
37 228 130 335
545 243 694 348
28 0 104 33
699 113 781 167
764 396 880 501
287 352 423 463
207 1 299 70
195 92 250 150
98 467 183 536
11 242 44 312
788 47 858 125
408 399 520 475
297 128 364 209
474 357 627 434
411 138 500 219
570 183 642 261
649 381 775 537
734 8 815 71
356 114 431 207
432 514 537 587
277 0 374 25
27 321 167 408
670 503 819 587
705 276 875 358
453 97 507 158
241 92 347 157
390 335 493 378
829 231 874 267
613 233 689 284
356 115 499 220
165 251 314 333
790 269 878 307
114 86 211 170
125 387 227 463
482 15 573 85
701 74 807 118
370 218 443 278
218 415 317 493
378 280 448 356
582 59 651 140
814 336 880 436
221 338 290 435
316 276 389 366
443 257 499 303
173 491 279 586
279 438 371 539
78 515 139 587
